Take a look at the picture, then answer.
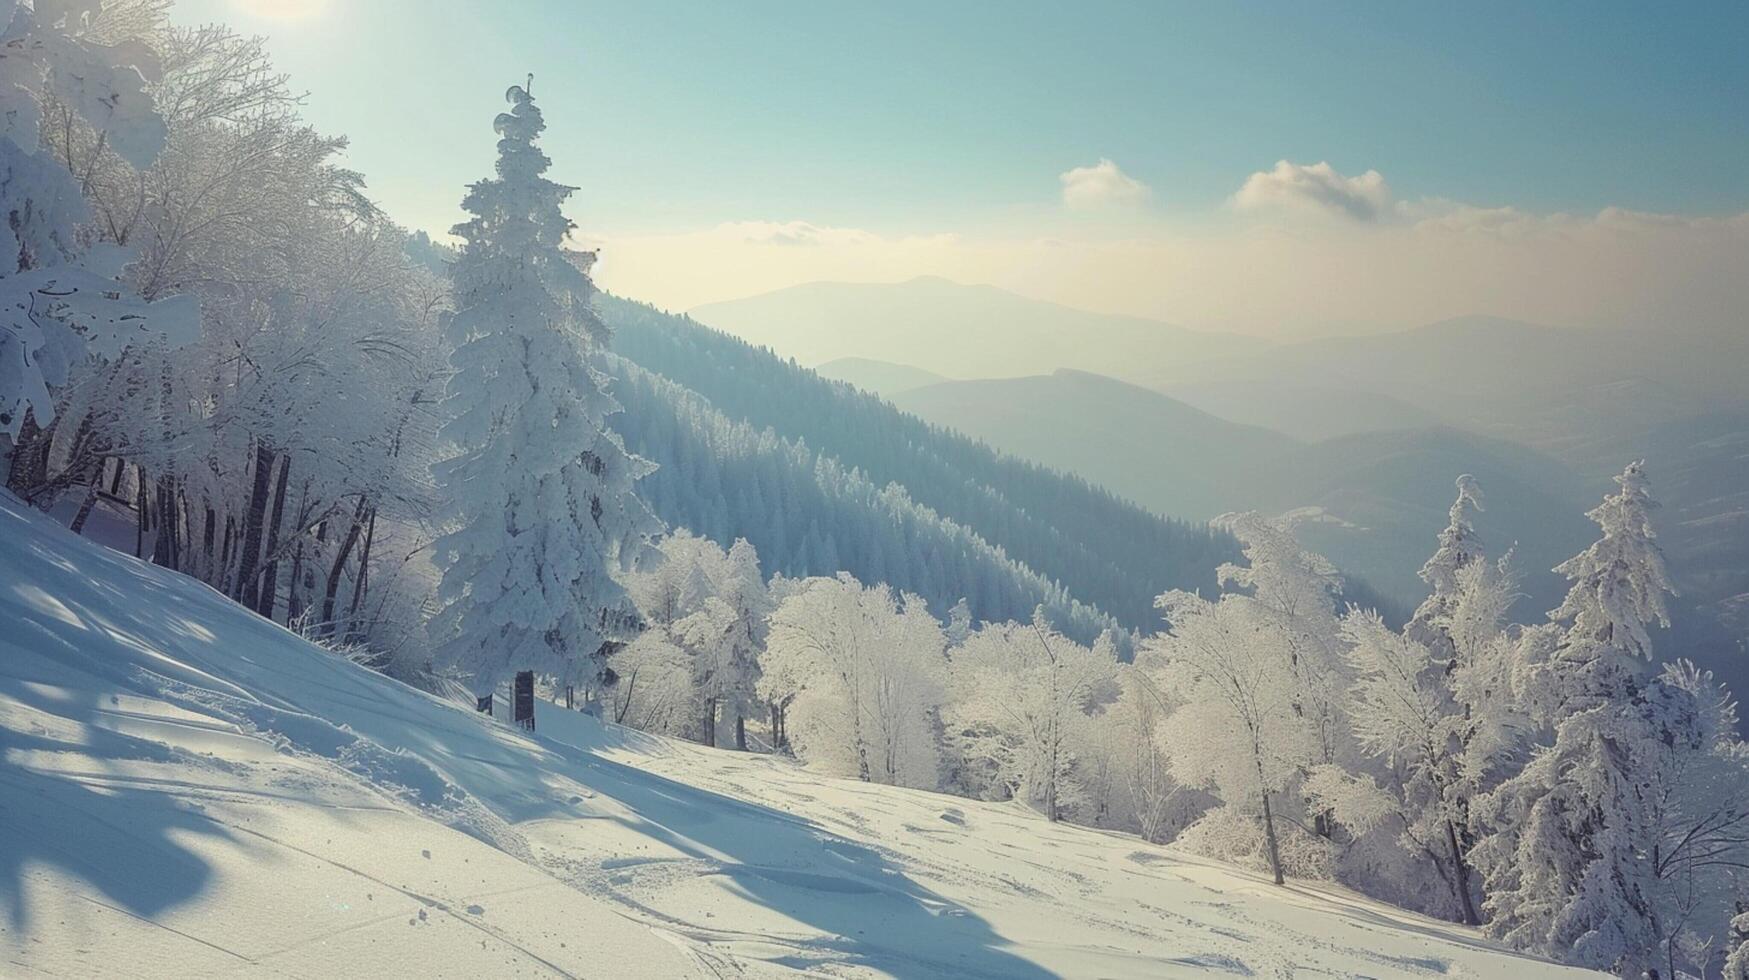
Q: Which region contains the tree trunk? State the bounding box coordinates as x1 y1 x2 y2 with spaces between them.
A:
735 714 746 751
68 481 99 534
345 503 378 639
234 444 275 608
201 506 216 581
151 476 179 568
134 467 148 557
67 454 104 534
5 413 49 496
285 482 311 625
1044 740 1060 821
319 497 368 636
1260 789 1285 886
256 456 291 620
1445 818 1481 926
701 697 717 747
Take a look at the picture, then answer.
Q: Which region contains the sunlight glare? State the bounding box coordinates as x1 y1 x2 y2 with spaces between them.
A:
234 0 331 20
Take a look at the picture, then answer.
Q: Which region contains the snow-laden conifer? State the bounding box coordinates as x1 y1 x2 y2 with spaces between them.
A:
431 82 655 698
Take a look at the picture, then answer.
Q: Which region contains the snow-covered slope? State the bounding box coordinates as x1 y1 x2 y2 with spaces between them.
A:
0 494 1592 978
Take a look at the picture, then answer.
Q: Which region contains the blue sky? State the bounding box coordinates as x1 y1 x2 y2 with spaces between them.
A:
172 0 1749 334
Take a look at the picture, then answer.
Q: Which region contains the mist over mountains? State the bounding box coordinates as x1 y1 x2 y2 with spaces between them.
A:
690 276 1262 382
688 277 1749 671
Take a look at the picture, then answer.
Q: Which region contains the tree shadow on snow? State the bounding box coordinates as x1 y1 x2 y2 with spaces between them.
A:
0 494 1047 976
0 676 237 935
527 716 1056 979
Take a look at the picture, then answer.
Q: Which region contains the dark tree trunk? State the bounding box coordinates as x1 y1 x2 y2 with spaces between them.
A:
220 515 235 574
1445 818 1481 926
202 506 216 575
6 412 50 496
256 456 291 619
234 444 275 608
68 479 99 534
67 453 105 534
345 504 378 639
286 484 314 625
1260 789 1285 886
151 476 179 568
320 497 368 636
701 697 717 747
735 714 747 751
134 467 148 557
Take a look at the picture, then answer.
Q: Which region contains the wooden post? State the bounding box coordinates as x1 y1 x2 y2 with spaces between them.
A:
565 685 574 710
514 671 535 731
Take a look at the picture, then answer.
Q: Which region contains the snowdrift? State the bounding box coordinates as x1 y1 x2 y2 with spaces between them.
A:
0 494 1592 977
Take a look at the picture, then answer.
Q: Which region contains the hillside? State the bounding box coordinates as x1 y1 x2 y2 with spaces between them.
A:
894 370 1295 521
0 494 1594 978
1162 379 1443 442
815 357 950 398
600 296 1238 633
602 354 1125 641
890 370 1595 611
689 277 1263 384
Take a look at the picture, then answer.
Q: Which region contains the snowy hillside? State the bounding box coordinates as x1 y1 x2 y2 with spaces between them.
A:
0 495 1591 978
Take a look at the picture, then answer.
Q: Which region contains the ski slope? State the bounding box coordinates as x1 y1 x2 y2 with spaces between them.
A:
0 493 1594 978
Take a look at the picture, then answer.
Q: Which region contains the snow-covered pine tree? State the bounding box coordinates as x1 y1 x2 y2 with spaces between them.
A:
431 82 656 701
1472 461 1678 975
1408 474 1485 655
719 538 770 749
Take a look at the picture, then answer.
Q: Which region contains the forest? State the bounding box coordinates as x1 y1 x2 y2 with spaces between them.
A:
1 4 1745 978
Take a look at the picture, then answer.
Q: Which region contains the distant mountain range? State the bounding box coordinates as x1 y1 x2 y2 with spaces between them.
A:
890 369 1596 612
1151 314 1748 457
698 279 1746 668
815 357 949 398
654 275 1746 689
689 276 1263 383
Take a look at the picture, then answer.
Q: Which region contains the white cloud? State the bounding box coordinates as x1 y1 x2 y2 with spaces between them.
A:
724 220 877 247
590 194 1749 339
1059 159 1153 209
1233 160 1393 222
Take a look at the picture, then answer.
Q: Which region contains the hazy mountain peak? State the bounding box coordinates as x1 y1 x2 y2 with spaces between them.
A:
690 278 1262 383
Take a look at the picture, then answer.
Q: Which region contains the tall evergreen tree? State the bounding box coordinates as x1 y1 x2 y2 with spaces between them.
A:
1408 474 1485 655
430 82 656 699
1472 461 1677 975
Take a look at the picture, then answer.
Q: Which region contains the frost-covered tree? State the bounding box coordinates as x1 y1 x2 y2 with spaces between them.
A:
1317 607 1481 923
1409 475 1486 657
945 610 1118 821
945 596 973 647
430 83 655 698
717 537 770 748
0 0 195 456
1148 589 1323 884
622 531 769 748
763 573 945 787
1069 665 1189 839
1413 476 1485 621
608 626 694 736
1215 512 1351 833
1471 462 1703 976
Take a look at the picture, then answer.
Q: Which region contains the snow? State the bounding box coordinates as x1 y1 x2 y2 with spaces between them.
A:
0 494 1595 977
